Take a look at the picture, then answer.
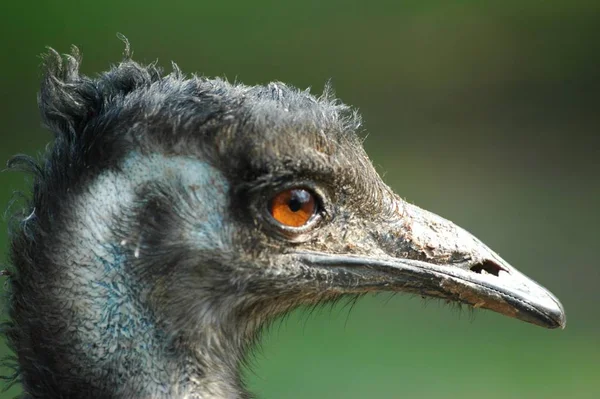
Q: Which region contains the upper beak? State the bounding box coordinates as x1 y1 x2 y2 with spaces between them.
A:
298 201 566 329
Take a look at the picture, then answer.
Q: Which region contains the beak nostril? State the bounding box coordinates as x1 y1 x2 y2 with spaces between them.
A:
470 260 505 277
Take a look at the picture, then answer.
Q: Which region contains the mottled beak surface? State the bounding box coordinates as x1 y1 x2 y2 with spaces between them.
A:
298 200 566 329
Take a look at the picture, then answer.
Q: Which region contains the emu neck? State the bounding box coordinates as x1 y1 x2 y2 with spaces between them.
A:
29 154 251 398
65 247 250 398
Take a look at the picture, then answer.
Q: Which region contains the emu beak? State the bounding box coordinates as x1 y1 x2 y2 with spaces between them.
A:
298 202 566 329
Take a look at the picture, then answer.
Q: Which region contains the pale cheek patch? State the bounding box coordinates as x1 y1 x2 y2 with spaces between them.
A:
50 152 230 392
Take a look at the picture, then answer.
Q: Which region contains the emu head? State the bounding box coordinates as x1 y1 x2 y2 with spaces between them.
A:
5 46 565 398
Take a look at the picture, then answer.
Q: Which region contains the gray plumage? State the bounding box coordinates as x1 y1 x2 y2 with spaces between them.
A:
3 44 565 399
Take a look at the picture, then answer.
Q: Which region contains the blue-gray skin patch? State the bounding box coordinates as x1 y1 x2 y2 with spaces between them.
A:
56 152 230 397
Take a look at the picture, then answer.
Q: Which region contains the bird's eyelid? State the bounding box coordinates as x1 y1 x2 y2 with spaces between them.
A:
244 180 331 241
243 177 331 206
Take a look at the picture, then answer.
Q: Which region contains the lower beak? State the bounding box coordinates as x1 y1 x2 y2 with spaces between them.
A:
297 202 566 329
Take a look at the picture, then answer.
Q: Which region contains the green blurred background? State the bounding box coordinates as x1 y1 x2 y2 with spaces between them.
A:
1 1 599 398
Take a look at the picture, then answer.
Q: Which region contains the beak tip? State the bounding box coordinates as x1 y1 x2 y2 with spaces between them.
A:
553 299 567 330
538 291 566 329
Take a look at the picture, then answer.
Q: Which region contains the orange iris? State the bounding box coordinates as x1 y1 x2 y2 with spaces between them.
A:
269 189 316 227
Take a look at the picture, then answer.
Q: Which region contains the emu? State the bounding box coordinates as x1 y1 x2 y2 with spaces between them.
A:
4 46 565 398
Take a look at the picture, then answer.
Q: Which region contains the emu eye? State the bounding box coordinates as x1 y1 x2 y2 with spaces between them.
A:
269 188 317 228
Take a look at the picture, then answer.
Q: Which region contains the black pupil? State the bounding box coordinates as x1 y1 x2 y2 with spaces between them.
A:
288 190 309 212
